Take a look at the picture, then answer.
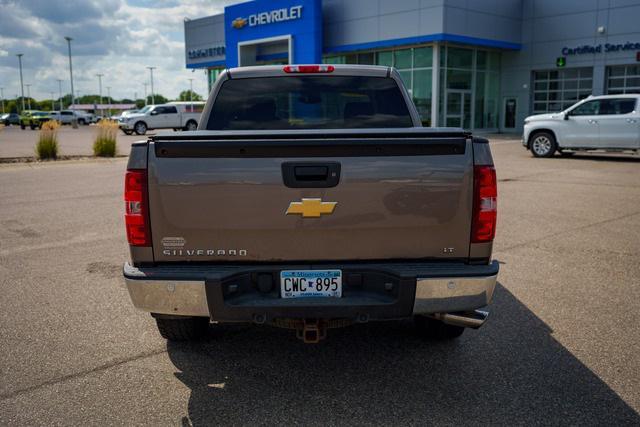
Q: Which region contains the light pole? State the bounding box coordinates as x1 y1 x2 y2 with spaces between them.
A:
188 78 194 111
50 92 55 111
0 87 4 114
146 67 156 105
25 84 32 110
57 79 63 110
64 36 75 110
143 82 148 106
16 53 25 112
96 73 103 117
106 86 111 117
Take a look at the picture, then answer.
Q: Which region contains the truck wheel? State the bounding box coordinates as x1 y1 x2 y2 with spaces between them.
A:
414 315 465 340
123 130 133 135
30 124 36 130
78 118 86 125
530 132 557 158
134 121 147 135
184 120 198 131
20 123 26 130
154 316 209 341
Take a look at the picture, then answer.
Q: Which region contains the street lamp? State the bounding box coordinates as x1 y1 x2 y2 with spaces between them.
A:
25 84 32 110
96 73 103 117
50 92 55 111
146 66 156 105
16 53 25 112
106 86 111 117
143 82 148 106
64 36 75 110
57 79 63 111
188 78 194 111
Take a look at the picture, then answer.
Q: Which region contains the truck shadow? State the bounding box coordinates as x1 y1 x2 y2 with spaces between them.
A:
558 153 640 163
167 283 639 425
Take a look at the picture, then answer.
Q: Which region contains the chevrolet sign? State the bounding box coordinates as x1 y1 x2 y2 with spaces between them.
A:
233 5 303 29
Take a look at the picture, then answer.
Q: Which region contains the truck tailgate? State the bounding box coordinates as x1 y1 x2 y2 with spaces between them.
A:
147 130 473 262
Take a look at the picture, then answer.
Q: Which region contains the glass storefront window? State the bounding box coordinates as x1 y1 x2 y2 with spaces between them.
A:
414 47 432 68
376 51 393 67
394 49 412 69
439 45 500 130
358 52 374 65
447 47 473 69
323 55 346 64
446 69 472 90
476 51 487 70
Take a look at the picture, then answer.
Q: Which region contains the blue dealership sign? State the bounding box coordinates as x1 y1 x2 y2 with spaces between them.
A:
224 0 322 67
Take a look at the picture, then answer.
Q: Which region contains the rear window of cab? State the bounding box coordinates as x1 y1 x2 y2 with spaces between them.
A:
207 76 414 130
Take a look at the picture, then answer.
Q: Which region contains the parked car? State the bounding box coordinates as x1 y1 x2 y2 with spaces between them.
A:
19 111 53 129
118 102 204 135
1 113 20 126
523 94 640 157
49 110 92 125
122 65 499 343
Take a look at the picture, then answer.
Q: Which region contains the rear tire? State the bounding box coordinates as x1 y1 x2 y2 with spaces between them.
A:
154 316 209 341
184 120 198 131
414 315 465 340
123 130 133 135
530 131 557 158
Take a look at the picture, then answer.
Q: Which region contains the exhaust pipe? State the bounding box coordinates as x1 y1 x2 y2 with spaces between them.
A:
432 310 489 329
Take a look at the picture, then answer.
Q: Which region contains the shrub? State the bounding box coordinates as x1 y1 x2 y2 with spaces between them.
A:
93 120 118 157
35 120 60 160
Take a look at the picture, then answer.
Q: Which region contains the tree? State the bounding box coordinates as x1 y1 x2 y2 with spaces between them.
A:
148 94 168 105
178 90 203 102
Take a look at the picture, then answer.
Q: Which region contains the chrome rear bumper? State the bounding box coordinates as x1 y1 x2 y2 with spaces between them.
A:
124 262 498 322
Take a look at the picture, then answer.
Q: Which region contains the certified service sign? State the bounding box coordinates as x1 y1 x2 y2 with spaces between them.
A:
232 5 303 29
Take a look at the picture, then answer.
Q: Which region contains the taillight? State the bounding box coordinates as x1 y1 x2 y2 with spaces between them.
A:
471 165 497 243
283 65 335 74
124 169 150 246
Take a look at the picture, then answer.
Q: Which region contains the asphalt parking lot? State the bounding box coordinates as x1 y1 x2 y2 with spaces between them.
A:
0 125 170 158
0 139 638 425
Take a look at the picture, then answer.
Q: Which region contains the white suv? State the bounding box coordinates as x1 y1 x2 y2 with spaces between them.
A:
523 94 640 157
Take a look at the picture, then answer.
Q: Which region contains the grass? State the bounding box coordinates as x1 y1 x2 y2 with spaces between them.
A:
35 120 60 160
93 120 118 157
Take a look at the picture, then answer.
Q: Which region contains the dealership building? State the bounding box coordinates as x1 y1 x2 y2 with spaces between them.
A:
184 0 640 131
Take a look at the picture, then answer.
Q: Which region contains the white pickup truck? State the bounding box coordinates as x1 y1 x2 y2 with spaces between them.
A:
118 102 204 135
49 110 93 125
523 94 640 157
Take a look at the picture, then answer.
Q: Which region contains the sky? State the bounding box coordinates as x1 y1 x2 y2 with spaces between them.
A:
0 0 238 102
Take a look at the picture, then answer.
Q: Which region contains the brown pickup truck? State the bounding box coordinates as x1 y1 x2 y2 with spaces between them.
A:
123 64 498 343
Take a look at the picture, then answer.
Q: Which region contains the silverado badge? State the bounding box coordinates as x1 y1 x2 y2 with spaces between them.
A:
286 198 337 218
232 17 247 29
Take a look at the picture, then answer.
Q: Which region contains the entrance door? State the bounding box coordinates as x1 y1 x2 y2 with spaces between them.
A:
446 90 471 129
503 97 517 129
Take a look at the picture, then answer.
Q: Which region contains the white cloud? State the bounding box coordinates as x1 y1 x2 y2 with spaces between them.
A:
0 0 238 101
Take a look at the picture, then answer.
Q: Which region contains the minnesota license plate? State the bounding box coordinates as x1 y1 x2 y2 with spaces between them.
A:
280 270 342 298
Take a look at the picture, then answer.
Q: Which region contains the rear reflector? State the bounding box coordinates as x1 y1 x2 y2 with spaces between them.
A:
471 165 497 243
124 169 151 246
283 65 335 74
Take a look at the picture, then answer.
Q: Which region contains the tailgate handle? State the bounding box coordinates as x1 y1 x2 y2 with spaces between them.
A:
282 162 341 188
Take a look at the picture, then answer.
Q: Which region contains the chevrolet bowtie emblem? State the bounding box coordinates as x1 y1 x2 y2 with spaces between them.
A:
286 198 337 218
232 17 247 29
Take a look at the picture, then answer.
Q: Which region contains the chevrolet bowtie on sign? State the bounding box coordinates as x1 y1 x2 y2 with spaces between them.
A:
286 198 337 218
232 17 247 29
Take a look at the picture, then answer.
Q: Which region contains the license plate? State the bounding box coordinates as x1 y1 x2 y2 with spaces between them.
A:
280 270 342 298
